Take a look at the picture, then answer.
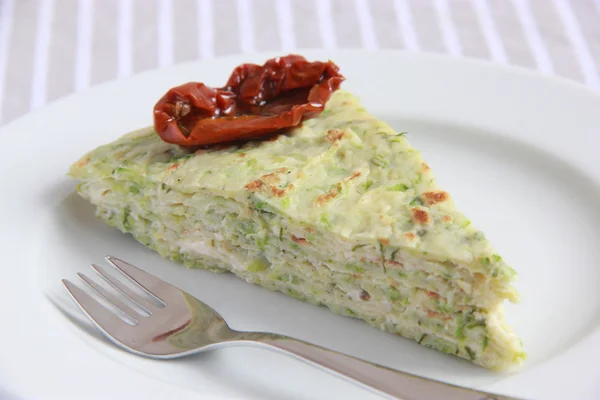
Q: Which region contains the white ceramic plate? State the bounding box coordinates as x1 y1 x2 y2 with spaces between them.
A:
2 50 600 400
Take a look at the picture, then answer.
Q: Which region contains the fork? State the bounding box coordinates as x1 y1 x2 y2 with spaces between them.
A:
62 256 523 400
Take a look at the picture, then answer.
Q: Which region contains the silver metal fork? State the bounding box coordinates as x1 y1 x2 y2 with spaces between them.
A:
62 256 523 400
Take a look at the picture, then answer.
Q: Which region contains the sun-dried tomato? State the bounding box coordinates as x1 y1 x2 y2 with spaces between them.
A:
153 55 345 147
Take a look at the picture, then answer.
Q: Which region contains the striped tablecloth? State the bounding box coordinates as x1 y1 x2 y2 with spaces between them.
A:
1 0 600 127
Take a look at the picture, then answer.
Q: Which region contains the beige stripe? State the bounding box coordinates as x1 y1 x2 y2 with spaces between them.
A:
47 0 77 102
291 0 321 49
197 0 214 59
91 0 118 84
157 0 174 66
487 0 536 68
448 0 489 59
0 0 15 124
172 0 198 63
213 0 241 56
369 0 404 49
275 0 295 51
567 0 600 79
331 0 362 48
132 0 159 73
30 0 54 110
237 0 255 52
407 0 445 52
528 0 582 81
253 0 281 51
1 1 36 123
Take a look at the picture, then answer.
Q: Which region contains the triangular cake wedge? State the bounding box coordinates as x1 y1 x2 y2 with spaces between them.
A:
69 89 525 370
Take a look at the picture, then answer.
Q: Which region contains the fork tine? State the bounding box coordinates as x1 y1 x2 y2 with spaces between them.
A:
76 273 139 325
91 264 153 316
62 279 137 328
105 256 166 307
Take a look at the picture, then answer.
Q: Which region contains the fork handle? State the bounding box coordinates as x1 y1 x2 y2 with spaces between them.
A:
249 337 522 400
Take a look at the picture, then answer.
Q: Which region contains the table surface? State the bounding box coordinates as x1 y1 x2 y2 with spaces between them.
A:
0 0 600 128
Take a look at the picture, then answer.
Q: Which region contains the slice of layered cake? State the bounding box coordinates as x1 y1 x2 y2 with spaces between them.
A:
68 55 524 370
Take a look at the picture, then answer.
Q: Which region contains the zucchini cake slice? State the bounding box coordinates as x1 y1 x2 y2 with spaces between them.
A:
69 89 524 370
